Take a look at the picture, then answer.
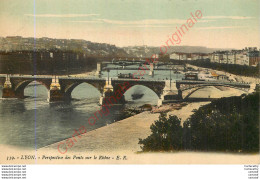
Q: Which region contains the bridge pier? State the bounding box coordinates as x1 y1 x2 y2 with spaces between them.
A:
96 63 102 77
2 75 16 98
100 80 126 105
48 77 64 102
2 88 16 98
157 81 182 106
248 83 256 93
177 90 183 100
100 80 114 105
149 63 154 77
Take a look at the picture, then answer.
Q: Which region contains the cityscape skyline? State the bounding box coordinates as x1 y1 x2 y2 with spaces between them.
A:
0 0 259 49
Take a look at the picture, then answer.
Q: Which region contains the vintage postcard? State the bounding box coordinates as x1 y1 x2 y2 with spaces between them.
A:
0 0 259 165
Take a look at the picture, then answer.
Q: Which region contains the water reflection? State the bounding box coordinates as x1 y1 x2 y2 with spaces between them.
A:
124 85 159 106
0 80 159 149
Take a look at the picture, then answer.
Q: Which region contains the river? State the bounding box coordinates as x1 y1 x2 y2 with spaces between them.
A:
0 65 184 149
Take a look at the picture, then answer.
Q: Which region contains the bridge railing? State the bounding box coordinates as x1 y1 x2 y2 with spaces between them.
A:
0 74 105 80
175 80 251 87
110 78 165 83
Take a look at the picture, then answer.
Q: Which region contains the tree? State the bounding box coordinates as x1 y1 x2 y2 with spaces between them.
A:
139 113 183 152
139 92 259 153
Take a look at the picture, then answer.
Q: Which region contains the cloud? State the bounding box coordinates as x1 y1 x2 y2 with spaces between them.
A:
98 19 189 25
68 20 102 23
197 26 246 30
69 18 212 25
204 16 254 20
120 25 172 28
24 14 99 18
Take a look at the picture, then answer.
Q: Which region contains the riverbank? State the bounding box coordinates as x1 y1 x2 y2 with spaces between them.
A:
40 100 212 154
187 64 259 84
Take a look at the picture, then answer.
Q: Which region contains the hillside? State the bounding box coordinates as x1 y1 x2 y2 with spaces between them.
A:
123 45 235 58
0 36 128 57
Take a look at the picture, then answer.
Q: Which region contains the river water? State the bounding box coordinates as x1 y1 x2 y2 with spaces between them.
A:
0 65 184 149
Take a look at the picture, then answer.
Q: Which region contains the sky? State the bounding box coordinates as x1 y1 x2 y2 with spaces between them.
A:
0 0 259 48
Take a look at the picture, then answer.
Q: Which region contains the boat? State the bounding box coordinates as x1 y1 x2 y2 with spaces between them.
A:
139 104 152 111
131 93 144 100
118 73 139 79
182 72 199 80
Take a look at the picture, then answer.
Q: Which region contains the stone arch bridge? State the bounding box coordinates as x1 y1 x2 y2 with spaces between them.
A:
175 80 253 100
0 75 165 103
0 74 253 105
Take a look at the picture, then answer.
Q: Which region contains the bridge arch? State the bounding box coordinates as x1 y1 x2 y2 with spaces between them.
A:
123 84 160 102
14 80 50 98
181 84 248 99
64 82 102 99
111 80 165 99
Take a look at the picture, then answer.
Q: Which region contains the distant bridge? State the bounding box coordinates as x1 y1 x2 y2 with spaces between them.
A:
0 74 253 105
97 62 186 77
175 80 252 100
101 61 185 68
102 67 185 71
